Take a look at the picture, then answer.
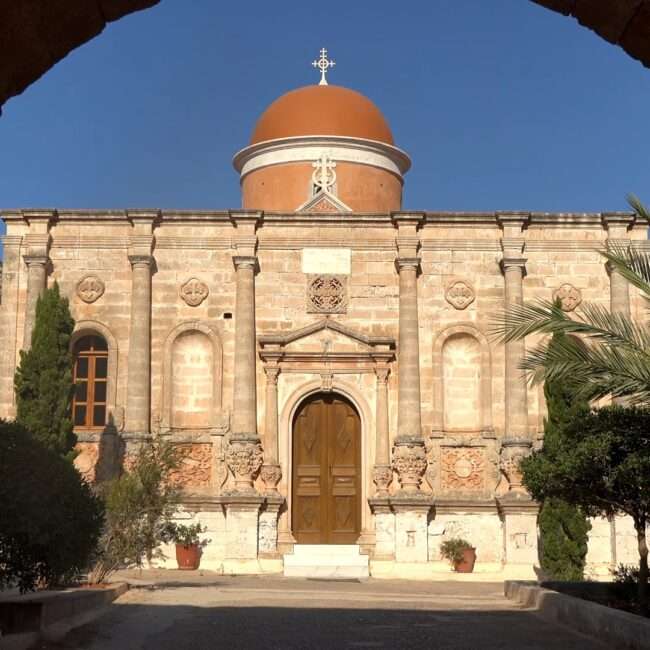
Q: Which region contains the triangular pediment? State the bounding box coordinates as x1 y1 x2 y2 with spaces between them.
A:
296 191 352 214
259 319 394 353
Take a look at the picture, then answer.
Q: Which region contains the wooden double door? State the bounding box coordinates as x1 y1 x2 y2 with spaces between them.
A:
292 394 361 544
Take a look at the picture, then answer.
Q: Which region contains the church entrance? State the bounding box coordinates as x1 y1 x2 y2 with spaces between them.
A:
291 393 361 544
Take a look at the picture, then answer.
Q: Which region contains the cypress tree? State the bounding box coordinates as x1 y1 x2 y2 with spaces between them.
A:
537 331 591 581
14 282 76 459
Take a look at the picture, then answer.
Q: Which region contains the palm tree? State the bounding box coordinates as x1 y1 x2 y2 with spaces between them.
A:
491 196 650 405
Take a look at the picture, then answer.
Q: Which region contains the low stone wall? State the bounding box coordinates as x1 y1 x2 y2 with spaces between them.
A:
505 580 650 650
0 582 127 650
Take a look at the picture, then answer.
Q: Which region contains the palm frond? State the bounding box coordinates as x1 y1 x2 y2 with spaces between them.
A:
489 299 569 342
601 245 650 299
520 334 650 406
628 193 650 222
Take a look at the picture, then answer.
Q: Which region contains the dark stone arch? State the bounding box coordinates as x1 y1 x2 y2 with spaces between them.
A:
0 1 160 111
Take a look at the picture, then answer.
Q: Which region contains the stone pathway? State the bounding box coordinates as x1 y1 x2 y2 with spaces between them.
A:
41 573 608 649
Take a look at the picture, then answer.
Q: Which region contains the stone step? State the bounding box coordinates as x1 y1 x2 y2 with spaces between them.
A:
283 565 369 579
283 544 369 578
290 544 363 558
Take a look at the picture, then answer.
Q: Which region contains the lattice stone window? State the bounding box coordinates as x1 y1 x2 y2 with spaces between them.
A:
306 274 348 314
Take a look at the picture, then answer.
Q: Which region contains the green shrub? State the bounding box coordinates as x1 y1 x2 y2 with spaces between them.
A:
14 282 76 459
440 538 474 565
89 440 179 584
0 420 103 592
162 522 207 547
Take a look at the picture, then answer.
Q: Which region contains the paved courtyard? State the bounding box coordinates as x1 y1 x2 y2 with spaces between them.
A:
44 574 607 650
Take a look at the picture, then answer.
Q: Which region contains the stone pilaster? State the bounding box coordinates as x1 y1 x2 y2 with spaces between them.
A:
227 211 263 495
372 366 392 497
20 210 54 351
0 230 23 418
261 365 281 495
390 213 427 495
125 254 153 435
125 209 157 437
498 213 530 444
22 254 49 349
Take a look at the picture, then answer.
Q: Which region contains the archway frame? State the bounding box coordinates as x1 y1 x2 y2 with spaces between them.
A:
278 377 374 541
70 320 119 427
160 320 223 432
431 322 493 435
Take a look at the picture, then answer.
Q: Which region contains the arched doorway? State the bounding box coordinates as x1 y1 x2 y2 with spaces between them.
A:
291 393 361 544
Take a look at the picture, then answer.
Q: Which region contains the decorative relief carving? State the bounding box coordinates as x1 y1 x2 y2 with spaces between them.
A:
372 464 393 497
307 275 347 314
169 443 212 488
76 276 105 303
74 442 99 483
445 280 475 310
500 440 532 494
392 439 427 493
552 283 582 312
260 463 282 495
226 435 263 493
180 278 209 307
441 447 485 490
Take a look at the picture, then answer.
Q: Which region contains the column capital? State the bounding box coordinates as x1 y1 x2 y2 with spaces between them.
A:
375 366 390 383
500 257 527 276
22 254 49 268
264 365 280 384
395 257 421 273
496 211 530 228
128 254 154 269
602 212 635 231
390 211 426 227
233 255 258 271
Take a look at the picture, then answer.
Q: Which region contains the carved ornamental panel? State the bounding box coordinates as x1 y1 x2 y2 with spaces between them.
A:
168 443 212 488
441 447 485 490
552 283 582 312
445 280 475 310
306 274 347 314
180 278 209 307
76 276 105 303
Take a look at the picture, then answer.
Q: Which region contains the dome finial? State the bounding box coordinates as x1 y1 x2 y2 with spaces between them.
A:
312 48 335 85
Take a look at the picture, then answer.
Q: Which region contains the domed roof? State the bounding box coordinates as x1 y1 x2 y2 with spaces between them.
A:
250 85 394 146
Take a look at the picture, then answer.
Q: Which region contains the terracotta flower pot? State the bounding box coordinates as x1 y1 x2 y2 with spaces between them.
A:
453 548 476 573
175 543 201 570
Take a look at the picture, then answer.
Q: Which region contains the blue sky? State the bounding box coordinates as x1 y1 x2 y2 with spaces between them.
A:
1 0 649 236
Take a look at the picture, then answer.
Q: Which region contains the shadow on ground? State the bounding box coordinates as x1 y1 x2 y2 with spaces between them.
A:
42 603 604 650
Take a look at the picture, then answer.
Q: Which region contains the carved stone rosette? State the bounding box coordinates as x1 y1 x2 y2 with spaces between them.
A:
500 439 532 494
552 283 582 312
392 438 427 494
445 280 475 310
372 464 393 497
76 275 105 303
225 434 263 493
180 278 209 307
260 463 282 495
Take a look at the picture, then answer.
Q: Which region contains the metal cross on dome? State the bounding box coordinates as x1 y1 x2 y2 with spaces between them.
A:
312 48 335 85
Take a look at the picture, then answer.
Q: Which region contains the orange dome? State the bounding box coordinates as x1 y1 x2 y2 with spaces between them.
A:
250 85 394 145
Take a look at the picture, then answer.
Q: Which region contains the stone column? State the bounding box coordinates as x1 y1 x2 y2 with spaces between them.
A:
227 255 263 493
498 213 532 495
372 366 392 496
22 254 49 349
261 365 281 495
393 257 427 493
0 230 24 418
125 254 153 435
604 214 633 409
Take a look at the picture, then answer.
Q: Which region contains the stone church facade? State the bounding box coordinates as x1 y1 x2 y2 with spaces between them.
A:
0 78 646 578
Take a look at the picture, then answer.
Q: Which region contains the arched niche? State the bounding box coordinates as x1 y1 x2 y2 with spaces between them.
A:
432 323 493 434
161 321 223 432
70 320 118 424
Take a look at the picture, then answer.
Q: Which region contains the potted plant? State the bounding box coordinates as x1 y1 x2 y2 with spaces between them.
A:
163 522 207 570
440 538 476 573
